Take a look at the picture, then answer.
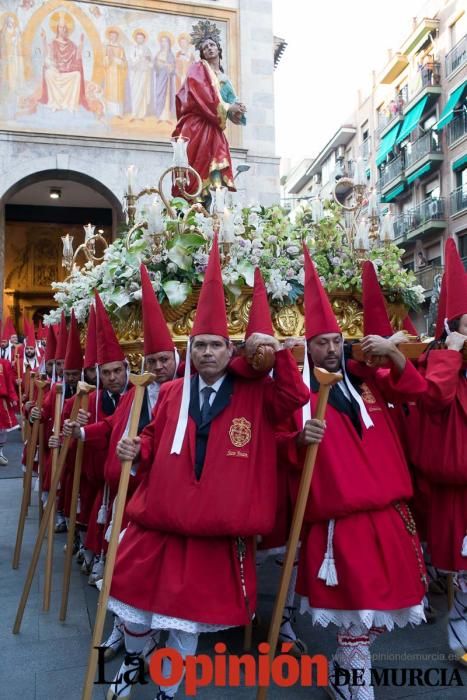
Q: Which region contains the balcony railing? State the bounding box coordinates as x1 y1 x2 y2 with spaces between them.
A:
379 155 404 189
405 131 442 169
414 264 444 292
394 198 446 240
360 137 371 160
447 113 467 146
406 196 446 233
450 185 467 215
393 213 410 240
445 35 467 77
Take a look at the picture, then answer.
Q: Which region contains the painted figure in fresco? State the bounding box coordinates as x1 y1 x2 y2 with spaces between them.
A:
39 11 89 112
172 19 247 199
0 13 24 98
153 32 176 123
128 28 152 121
17 0 35 31
175 32 195 90
103 26 127 118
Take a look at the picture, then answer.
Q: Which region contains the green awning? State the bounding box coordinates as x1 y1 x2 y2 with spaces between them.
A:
381 183 405 202
452 154 467 171
407 163 432 184
435 80 467 131
375 123 400 166
396 95 428 143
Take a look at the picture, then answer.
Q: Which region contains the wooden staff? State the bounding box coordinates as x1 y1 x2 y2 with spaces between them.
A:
15 348 25 440
43 383 63 612
82 372 155 700
256 367 342 700
24 369 35 444
12 382 94 634
38 424 45 525
60 392 90 621
12 378 48 570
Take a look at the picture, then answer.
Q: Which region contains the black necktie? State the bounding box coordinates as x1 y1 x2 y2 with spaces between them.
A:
111 392 120 407
200 386 214 425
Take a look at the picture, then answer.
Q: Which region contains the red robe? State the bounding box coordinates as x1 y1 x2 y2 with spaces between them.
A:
110 350 309 625
282 360 428 612
82 387 145 541
171 60 234 195
0 359 18 430
76 389 127 552
414 350 467 572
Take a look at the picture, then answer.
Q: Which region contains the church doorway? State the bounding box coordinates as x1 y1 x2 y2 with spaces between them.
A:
2 170 122 336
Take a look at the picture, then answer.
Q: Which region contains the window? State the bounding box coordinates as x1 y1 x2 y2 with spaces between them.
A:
458 233 467 260
422 113 437 132
321 152 336 185
425 179 440 199
455 166 467 189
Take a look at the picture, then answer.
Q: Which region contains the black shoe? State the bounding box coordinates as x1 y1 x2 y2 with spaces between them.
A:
156 693 174 700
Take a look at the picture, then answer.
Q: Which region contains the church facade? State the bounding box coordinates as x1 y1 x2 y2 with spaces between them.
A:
0 0 279 330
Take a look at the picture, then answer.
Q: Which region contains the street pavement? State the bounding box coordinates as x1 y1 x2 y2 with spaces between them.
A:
0 430 466 699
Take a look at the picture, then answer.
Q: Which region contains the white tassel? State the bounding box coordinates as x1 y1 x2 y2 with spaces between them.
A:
97 504 108 525
462 535 467 557
317 519 339 586
77 495 81 515
302 338 311 424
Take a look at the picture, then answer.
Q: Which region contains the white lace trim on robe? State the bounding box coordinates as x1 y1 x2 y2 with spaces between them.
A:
299 597 426 631
106 594 237 634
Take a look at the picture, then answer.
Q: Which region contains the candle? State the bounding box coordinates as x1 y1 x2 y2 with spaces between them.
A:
171 136 189 168
353 157 366 186
380 211 395 242
148 197 164 234
83 223 95 243
61 234 74 257
210 186 227 215
127 165 137 192
368 189 378 218
222 207 235 242
355 220 369 250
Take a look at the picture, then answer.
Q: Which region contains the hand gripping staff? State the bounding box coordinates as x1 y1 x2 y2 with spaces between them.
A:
12 382 94 633
60 390 90 621
43 382 63 611
12 378 48 569
256 367 342 700
82 372 156 700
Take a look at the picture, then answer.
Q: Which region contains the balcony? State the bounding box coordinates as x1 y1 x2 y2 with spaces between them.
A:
450 185 467 216
414 264 444 293
447 113 467 146
405 196 446 240
379 154 404 191
445 35 467 78
359 137 371 160
393 213 410 242
403 62 442 114
405 131 443 176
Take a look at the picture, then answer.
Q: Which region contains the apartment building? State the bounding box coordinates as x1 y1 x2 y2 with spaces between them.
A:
284 1 466 319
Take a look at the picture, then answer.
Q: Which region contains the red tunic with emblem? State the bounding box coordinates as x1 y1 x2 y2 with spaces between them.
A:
109 349 309 626
0 358 19 431
414 349 467 572
281 359 428 613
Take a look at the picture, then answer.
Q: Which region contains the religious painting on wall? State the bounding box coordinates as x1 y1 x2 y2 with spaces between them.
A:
0 0 238 141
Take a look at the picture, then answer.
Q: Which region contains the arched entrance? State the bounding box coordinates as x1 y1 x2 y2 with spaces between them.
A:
1 170 123 335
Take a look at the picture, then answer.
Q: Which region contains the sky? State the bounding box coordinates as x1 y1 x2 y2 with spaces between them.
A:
272 0 429 167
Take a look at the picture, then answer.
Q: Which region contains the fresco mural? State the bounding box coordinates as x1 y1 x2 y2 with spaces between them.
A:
0 0 231 140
